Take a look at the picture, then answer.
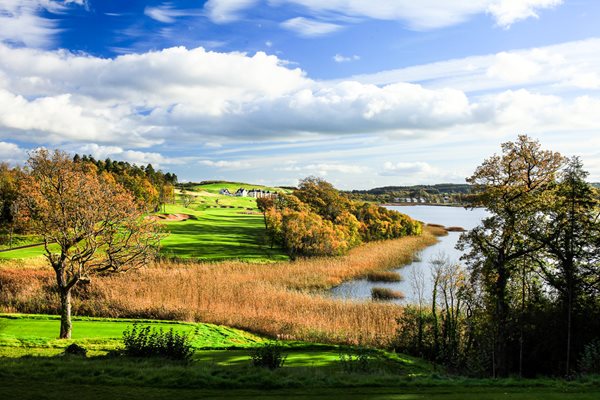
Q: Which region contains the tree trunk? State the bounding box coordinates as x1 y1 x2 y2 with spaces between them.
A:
59 288 72 339
495 263 509 377
566 286 573 376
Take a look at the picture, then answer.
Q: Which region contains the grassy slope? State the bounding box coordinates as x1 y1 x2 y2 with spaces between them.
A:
196 181 290 195
0 318 598 399
0 182 288 262
159 188 288 261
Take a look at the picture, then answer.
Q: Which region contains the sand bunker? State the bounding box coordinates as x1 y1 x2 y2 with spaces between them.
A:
148 213 192 222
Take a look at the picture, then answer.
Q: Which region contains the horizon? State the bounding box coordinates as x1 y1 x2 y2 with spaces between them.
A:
1 1 599 189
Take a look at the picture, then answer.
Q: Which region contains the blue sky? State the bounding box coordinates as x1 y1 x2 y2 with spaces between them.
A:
1 0 600 188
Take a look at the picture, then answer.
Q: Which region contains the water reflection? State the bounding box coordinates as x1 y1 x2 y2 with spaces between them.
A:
329 205 488 304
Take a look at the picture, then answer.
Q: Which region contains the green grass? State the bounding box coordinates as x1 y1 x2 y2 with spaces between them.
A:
0 234 43 250
0 314 598 399
0 183 288 262
195 181 290 195
158 194 288 262
0 243 58 260
0 313 265 354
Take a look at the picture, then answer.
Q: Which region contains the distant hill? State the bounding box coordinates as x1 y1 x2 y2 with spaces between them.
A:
349 183 471 195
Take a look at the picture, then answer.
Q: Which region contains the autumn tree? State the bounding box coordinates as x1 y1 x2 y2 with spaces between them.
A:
19 150 163 339
0 163 23 247
458 135 564 376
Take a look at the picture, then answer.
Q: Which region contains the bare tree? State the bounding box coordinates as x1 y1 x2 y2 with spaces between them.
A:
19 150 164 339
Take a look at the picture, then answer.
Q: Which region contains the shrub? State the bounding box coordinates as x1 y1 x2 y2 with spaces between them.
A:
249 343 287 369
122 324 195 361
371 287 404 301
63 343 87 357
338 347 377 373
579 339 600 375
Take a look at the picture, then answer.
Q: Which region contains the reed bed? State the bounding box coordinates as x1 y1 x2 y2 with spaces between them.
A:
365 271 403 282
371 288 405 301
0 230 438 347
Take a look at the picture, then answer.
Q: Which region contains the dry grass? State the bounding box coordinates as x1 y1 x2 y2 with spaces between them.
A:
365 271 403 282
0 230 438 347
371 288 405 301
425 224 449 236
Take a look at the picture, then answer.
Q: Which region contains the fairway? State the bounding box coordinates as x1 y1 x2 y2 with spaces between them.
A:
158 183 289 262
0 182 289 262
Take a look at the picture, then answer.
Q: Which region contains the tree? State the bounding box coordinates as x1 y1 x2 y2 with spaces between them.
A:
19 150 164 339
180 188 194 208
530 156 600 375
458 135 564 376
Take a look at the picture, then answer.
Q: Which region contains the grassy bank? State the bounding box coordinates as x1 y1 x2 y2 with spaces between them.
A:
0 230 438 347
0 314 598 399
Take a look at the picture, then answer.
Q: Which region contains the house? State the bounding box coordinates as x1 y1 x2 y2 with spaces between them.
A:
219 188 231 196
235 188 248 197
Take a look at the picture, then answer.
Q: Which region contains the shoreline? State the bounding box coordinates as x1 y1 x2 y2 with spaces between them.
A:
380 202 467 207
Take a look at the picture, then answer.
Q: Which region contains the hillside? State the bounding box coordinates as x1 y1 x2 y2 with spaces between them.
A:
350 183 471 195
0 181 289 263
181 180 291 195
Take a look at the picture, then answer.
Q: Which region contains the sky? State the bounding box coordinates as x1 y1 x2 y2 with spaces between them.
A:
1 0 600 189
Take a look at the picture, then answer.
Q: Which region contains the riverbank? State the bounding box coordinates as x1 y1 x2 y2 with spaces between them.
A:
0 228 441 348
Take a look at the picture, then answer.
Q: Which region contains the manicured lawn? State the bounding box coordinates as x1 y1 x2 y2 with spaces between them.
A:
0 313 265 354
195 181 289 195
158 194 288 262
0 244 54 260
0 314 598 399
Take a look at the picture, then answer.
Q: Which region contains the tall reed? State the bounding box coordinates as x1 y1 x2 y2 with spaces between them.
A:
0 230 438 347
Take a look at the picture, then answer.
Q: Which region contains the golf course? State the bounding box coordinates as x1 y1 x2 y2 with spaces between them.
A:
0 181 289 262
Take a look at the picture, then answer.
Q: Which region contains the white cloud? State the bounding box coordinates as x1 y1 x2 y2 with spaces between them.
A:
280 162 367 175
486 52 542 83
488 0 562 28
200 160 251 169
0 141 27 164
280 17 343 37
206 0 562 30
333 54 360 63
144 5 183 23
1 39 599 173
75 143 181 167
0 1 86 47
348 38 600 93
381 161 463 182
204 0 259 23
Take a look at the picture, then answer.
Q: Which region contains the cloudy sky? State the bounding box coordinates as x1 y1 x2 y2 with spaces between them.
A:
1 0 599 188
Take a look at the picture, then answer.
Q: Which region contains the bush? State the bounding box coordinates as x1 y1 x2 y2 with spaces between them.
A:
63 343 87 357
249 343 287 369
338 347 378 373
122 324 195 361
579 339 600 375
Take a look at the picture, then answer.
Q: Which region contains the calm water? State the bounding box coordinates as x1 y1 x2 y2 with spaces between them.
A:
329 205 488 304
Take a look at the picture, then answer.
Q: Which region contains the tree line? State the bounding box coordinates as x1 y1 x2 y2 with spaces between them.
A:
395 135 600 377
257 177 422 258
0 153 177 240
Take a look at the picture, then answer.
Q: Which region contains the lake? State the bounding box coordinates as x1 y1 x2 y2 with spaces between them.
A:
329 205 489 304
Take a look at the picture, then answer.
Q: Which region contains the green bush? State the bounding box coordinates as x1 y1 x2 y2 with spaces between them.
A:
122 324 195 361
338 347 378 373
579 339 600 375
63 343 87 357
249 343 287 369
